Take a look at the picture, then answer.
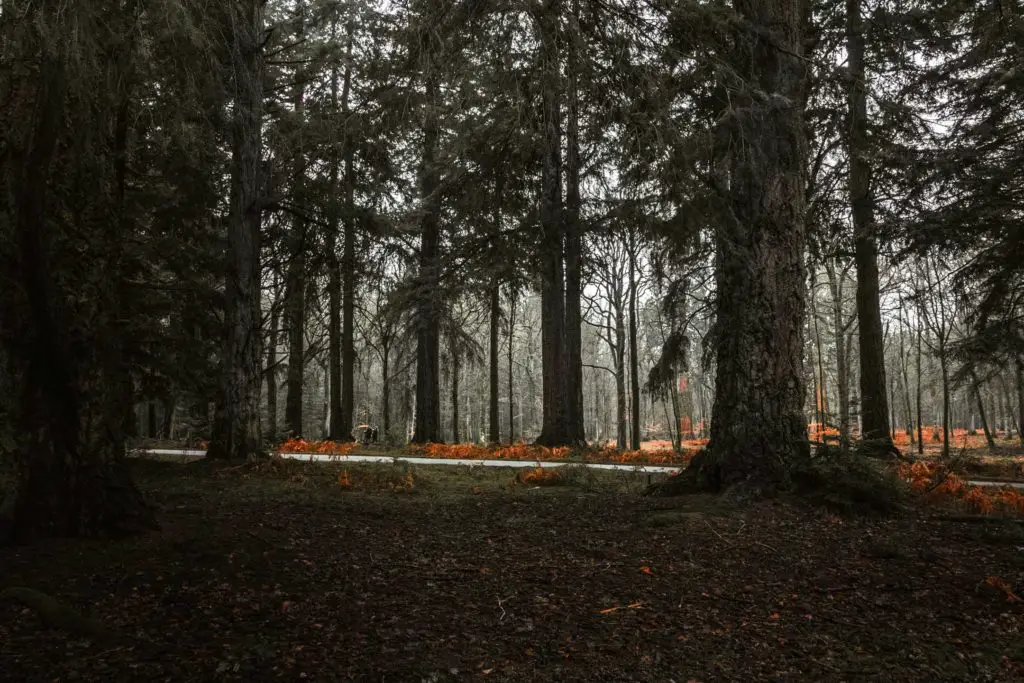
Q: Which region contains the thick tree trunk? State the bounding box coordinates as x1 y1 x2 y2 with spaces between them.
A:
208 0 265 461
340 21 357 442
692 0 810 491
847 0 892 448
161 396 175 439
564 0 586 445
534 0 572 447
412 74 442 444
0 13 155 542
489 282 501 443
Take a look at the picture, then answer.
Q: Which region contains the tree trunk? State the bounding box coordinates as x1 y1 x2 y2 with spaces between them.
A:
628 230 641 451
847 0 892 449
266 279 281 440
161 396 175 439
208 0 265 461
564 0 586 445
916 312 924 454
507 286 517 443
326 19 345 440
809 265 829 436
451 352 461 443
0 8 155 541
283 3 307 438
692 0 810 491
340 20 357 442
1016 358 1024 447
971 372 996 450
489 282 501 443
381 347 391 441
827 263 851 446
412 73 442 444
614 309 628 451
939 348 951 457
147 402 158 439
534 0 571 447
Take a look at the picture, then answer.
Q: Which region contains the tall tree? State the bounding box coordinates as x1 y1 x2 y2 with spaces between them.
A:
207 0 266 460
0 0 156 540
690 0 811 490
284 0 308 438
340 18 358 442
846 0 892 451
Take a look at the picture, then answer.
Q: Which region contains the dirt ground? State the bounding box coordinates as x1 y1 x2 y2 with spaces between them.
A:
2 458 1024 682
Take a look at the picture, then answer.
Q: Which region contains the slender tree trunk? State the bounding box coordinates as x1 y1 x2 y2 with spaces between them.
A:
809 266 829 435
340 21 357 441
534 0 571 447
147 402 158 439
326 20 344 440
971 372 996 450
847 0 892 449
916 313 924 454
283 1 307 438
1016 358 1024 447
939 346 951 457
208 0 265 461
613 309 627 451
266 279 281 440
489 282 501 443
161 397 175 439
381 344 391 441
451 352 460 443
412 73 442 444
507 286 517 443
691 0 810 490
564 0 585 445
827 264 850 446
628 230 641 451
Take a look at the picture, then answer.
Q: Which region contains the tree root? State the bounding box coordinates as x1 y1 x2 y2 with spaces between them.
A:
0 587 125 644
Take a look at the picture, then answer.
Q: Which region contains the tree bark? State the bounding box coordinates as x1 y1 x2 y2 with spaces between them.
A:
628 229 641 451
534 0 572 447
340 20 357 442
916 310 924 454
412 73 442 444
1016 358 1024 447
325 19 345 440
564 0 586 445
489 282 501 443
692 0 811 491
266 278 281 439
208 0 265 461
284 1 307 438
451 352 461 443
971 372 996 450
847 0 892 448
507 286 517 443
0 4 155 541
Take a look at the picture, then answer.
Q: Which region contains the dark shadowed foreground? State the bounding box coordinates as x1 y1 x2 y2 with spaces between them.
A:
2 459 1023 682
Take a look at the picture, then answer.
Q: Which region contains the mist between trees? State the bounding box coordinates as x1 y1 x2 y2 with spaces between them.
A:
1 0 1022 540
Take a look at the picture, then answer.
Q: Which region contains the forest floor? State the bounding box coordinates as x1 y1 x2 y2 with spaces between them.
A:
3 458 1024 682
